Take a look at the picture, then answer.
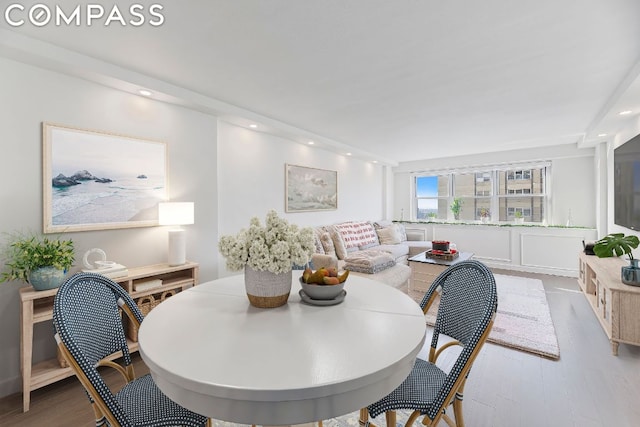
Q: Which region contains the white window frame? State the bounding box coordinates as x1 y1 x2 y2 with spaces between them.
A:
412 161 550 223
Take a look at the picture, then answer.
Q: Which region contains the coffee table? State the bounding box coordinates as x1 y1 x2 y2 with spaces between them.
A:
408 251 474 296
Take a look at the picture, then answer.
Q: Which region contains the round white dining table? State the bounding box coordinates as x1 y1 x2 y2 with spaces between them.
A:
138 273 426 425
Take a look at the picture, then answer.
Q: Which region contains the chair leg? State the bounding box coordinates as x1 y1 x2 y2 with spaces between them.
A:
385 410 396 427
452 393 464 427
91 401 107 426
359 408 370 426
405 411 421 427
441 412 457 427
206 419 212 427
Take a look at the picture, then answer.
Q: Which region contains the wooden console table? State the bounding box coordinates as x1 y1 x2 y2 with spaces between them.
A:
19 262 198 412
577 252 640 355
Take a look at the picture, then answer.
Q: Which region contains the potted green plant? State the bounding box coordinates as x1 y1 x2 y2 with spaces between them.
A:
593 233 640 286
514 211 524 224
0 232 75 290
479 208 490 223
450 198 463 220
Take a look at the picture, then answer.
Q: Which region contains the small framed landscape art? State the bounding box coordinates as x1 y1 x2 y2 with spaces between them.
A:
43 122 168 233
285 164 338 212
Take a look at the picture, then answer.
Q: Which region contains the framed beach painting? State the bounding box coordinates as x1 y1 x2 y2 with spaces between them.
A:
285 164 337 212
43 123 168 233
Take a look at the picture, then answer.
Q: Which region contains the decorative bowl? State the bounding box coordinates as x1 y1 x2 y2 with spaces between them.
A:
299 277 345 300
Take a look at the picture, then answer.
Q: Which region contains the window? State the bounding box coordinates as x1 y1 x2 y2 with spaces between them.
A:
414 163 548 223
507 170 531 180
476 172 490 182
415 175 449 220
498 167 545 222
507 207 531 217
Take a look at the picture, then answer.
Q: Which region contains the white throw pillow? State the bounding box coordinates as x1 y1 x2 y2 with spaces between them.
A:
377 226 402 245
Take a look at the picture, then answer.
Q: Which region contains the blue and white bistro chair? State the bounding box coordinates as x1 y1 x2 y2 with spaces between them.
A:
53 272 211 427
359 260 498 427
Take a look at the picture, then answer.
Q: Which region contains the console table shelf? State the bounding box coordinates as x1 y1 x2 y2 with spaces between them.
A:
19 262 198 412
577 253 640 355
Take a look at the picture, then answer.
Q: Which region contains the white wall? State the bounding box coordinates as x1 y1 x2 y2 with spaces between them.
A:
0 59 387 399
403 222 597 276
393 144 597 227
0 57 218 397
216 121 385 276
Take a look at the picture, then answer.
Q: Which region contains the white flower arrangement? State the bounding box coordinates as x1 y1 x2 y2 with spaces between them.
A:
218 210 315 274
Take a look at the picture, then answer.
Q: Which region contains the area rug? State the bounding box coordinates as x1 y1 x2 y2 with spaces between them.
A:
212 410 413 427
411 274 560 360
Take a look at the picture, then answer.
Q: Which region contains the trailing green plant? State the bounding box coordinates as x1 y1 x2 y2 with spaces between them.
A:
593 233 639 260
0 232 75 283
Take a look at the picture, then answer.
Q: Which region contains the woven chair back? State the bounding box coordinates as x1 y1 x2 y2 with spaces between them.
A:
53 272 145 426
421 259 497 421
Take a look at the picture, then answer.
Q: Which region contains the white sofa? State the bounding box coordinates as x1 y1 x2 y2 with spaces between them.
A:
310 220 432 289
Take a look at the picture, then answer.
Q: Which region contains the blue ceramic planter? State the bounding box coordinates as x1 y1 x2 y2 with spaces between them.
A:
28 267 67 291
621 259 640 287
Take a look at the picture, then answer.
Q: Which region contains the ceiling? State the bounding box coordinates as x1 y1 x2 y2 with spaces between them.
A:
2 0 640 165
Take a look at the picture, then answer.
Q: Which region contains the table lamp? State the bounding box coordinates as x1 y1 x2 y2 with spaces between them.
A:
158 202 194 266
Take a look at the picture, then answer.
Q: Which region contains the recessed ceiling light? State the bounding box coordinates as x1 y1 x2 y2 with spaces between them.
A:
346 152 352 156
308 141 315 145
138 89 152 96
598 133 607 137
372 160 378 164
619 110 633 115
249 124 258 128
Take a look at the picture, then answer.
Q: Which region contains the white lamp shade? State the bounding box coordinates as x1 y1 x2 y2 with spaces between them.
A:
158 202 194 226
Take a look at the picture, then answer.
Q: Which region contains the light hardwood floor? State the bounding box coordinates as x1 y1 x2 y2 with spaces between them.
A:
1 270 639 426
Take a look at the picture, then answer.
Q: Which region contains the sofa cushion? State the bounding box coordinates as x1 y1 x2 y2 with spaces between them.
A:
344 250 396 274
377 243 410 261
313 229 325 254
373 220 394 229
328 226 349 260
310 253 339 270
319 232 336 258
359 242 380 250
349 263 411 289
347 246 359 254
333 221 379 250
376 225 402 245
